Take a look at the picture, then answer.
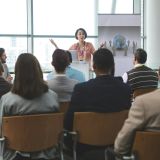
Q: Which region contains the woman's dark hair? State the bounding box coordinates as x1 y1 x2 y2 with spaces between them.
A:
12 53 48 99
52 49 69 73
75 28 87 39
93 48 115 76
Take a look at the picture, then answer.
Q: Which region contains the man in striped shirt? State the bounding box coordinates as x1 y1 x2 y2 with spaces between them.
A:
122 48 158 93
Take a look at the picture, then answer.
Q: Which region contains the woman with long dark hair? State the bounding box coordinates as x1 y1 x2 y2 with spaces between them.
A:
0 53 59 160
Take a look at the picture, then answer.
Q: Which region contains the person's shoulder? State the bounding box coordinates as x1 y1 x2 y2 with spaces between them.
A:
144 65 157 72
1 92 20 103
67 67 85 81
74 80 90 88
85 41 94 46
47 89 57 95
70 77 79 84
69 66 83 75
134 89 160 107
115 76 123 82
127 67 135 74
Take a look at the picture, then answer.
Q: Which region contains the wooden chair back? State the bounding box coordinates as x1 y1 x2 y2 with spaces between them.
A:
59 102 70 113
132 131 160 160
133 88 156 98
73 110 128 146
2 113 64 152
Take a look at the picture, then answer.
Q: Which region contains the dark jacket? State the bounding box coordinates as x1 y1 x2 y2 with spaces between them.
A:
0 76 12 98
64 75 132 154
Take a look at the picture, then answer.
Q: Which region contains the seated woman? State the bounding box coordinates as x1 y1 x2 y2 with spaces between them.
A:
47 49 79 102
0 53 59 160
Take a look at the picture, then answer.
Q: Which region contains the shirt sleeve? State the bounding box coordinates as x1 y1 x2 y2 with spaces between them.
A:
122 72 128 83
114 97 145 155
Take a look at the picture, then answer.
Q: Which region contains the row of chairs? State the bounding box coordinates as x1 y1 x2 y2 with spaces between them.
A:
2 111 160 160
2 111 127 160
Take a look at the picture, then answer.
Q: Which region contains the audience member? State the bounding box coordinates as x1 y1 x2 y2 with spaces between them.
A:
64 48 132 154
0 48 13 83
122 48 158 92
114 89 160 158
47 49 79 102
0 53 59 160
47 50 85 82
0 62 12 98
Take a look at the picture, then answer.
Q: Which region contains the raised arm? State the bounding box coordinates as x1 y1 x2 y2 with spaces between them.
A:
49 39 59 49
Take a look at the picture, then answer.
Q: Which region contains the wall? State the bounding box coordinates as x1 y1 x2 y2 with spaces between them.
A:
98 26 141 48
98 14 141 76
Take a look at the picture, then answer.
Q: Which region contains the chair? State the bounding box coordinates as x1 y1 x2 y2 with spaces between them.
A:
2 113 64 160
71 110 128 160
59 101 70 113
133 88 157 98
132 131 160 160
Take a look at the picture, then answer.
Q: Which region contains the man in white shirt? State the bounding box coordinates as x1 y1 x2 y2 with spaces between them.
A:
122 48 158 92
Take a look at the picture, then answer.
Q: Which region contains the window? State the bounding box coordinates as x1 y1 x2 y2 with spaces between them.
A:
0 0 98 72
98 0 140 14
0 0 27 34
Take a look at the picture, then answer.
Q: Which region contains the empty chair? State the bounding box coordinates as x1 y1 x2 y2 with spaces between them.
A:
2 113 64 160
70 111 128 160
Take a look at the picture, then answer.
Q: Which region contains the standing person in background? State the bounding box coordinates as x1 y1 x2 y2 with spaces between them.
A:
69 28 95 63
0 53 59 160
47 50 85 82
50 28 95 66
0 48 13 83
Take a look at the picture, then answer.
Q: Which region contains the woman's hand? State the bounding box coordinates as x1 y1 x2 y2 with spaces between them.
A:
99 41 107 48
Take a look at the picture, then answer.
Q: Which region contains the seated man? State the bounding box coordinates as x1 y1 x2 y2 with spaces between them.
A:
64 48 132 155
114 89 160 158
122 48 158 93
0 61 12 98
0 48 13 83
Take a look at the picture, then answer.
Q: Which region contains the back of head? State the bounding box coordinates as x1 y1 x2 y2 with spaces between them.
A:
0 48 5 57
66 50 72 63
93 48 115 75
12 53 48 99
134 48 147 64
52 49 69 73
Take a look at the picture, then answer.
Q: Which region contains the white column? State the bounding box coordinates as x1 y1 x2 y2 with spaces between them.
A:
144 0 160 69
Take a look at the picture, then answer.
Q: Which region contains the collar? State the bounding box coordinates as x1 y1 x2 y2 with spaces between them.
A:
134 64 145 68
54 73 66 77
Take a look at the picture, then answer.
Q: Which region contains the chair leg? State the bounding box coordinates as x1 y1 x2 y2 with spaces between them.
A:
72 133 78 160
